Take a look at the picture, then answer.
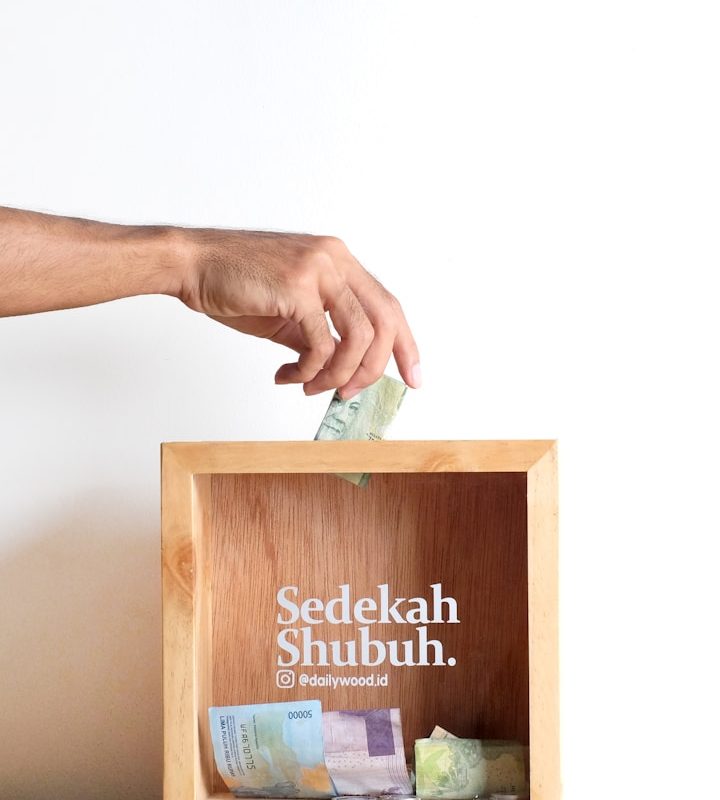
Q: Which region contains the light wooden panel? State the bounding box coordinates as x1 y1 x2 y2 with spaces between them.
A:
205 472 529 795
528 444 560 800
166 440 554 475
162 446 197 800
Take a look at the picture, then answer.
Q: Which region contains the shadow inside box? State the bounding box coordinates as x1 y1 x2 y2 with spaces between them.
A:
0 494 162 800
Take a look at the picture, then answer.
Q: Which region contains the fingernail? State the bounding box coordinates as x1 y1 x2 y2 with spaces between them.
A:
411 362 422 388
341 386 361 400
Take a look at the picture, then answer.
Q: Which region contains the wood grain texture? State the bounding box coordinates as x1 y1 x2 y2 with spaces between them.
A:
164 440 554 475
161 441 560 800
162 446 201 800
527 444 560 800
195 474 214 800
207 472 529 794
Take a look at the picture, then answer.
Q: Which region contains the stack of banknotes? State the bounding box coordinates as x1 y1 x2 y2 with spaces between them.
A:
209 701 411 798
208 701 527 799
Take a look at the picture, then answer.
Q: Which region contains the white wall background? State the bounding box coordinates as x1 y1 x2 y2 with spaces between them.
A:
1 2 718 798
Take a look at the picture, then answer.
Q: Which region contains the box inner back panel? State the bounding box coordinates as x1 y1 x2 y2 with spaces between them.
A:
201 472 528 793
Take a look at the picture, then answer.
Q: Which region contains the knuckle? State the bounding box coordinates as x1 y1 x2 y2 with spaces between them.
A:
319 340 335 359
376 286 402 316
286 267 317 300
356 322 374 347
306 243 336 272
316 235 347 255
386 292 402 313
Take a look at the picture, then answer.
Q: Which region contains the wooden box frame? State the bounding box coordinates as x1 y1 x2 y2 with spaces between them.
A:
162 441 559 800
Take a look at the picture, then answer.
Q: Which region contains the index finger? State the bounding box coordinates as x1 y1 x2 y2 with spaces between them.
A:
351 269 422 390
274 306 336 385
303 286 375 395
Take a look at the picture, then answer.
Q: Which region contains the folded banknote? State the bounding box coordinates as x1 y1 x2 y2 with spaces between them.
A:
415 737 527 799
209 700 334 798
315 375 407 486
322 708 413 796
429 725 458 740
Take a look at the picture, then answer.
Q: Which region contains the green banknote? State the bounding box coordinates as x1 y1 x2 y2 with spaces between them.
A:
429 725 458 740
208 700 334 798
415 738 527 799
314 375 407 486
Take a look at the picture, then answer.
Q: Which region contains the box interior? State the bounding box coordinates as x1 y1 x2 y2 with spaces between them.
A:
194 471 529 796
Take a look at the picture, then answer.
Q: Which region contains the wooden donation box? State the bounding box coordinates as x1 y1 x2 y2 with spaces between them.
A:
161 441 559 800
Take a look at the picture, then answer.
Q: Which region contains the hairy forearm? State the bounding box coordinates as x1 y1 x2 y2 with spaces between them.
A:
0 206 421 394
0 206 184 316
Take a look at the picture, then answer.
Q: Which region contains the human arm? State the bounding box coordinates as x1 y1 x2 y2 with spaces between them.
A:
0 206 420 398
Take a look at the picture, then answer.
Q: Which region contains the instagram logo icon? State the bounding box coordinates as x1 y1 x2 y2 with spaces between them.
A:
276 669 295 689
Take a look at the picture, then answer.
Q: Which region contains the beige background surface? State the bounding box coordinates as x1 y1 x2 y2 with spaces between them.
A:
1 2 718 799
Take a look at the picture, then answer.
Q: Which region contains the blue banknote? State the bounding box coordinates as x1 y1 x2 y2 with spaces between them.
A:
209 700 334 798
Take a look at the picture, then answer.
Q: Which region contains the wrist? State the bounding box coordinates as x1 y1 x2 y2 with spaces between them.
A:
139 224 195 301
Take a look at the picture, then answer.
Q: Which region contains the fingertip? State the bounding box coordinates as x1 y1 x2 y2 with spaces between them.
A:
410 362 422 389
397 359 422 389
394 326 421 389
275 363 298 384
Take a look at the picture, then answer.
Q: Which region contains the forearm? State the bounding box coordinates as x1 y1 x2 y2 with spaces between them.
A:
0 206 184 316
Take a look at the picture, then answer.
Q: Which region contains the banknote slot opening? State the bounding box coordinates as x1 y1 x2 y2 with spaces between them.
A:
195 470 530 798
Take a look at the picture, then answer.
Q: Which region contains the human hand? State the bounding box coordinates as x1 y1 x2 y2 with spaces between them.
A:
176 229 420 398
